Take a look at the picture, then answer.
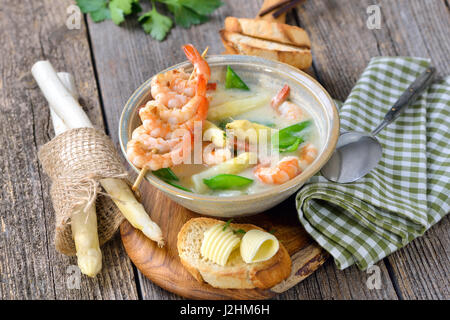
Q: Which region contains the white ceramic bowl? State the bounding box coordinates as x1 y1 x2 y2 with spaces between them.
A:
119 55 339 217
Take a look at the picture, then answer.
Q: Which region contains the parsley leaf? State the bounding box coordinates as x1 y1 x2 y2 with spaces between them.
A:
76 0 111 22
165 3 208 28
90 7 111 22
109 0 141 25
223 219 233 231
233 229 246 235
76 0 107 12
139 5 173 41
76 0 222 39
222 220 246 235
160 0 222 28
180 0 223 16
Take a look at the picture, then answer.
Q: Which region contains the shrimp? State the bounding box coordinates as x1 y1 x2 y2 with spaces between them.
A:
277 101 304 121
150 43 210 108
127 44 211 170
203 145 232 165
131 126 181 154
271 84 290 108
298 143 318 170
151 69 192 108
141 76 208 136
126 131 191 171
170 75 196 97
271 84 303 121
183 44 211 82
139 101 174 138
160 91 190 109
254 156 301 184
178 95 209 134
157 75 208 125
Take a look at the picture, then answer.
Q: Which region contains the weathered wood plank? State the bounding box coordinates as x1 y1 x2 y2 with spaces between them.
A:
377 0 450 300
295 0 449 299
380 0 450 74
274 259 397 300
385 216 449 299
0 0 138 299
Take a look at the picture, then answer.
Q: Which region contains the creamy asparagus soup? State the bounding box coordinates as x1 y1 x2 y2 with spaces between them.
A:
126 45 321 196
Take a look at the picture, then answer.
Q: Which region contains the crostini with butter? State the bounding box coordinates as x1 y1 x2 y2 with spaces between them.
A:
177 217 291 289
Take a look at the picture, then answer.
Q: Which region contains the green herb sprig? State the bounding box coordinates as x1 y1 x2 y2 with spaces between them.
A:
233 229 246 235
76 0 223 41
222 219 247 235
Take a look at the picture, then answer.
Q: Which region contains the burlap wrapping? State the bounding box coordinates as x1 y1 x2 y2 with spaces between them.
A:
38 127 127 256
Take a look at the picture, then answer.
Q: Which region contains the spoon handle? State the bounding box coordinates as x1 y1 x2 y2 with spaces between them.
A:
372 66 436 135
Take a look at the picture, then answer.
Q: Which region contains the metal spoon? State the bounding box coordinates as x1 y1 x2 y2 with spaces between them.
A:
321 67 436 183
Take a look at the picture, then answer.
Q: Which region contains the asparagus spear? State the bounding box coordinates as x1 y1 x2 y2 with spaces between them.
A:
32 61 165 276
71 204 102 277
50 71 102 277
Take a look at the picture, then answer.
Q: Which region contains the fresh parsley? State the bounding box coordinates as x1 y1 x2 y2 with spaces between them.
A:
139 4 173 41
75 0 223 41
233 229 246 235
223 219 233 231
76 0 111 22
222 219 247 235
109 0 142 25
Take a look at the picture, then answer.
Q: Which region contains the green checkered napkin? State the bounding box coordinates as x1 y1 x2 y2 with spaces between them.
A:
296 57 450 270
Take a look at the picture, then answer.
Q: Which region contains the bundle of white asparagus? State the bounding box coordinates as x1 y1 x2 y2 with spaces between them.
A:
32 61 164 277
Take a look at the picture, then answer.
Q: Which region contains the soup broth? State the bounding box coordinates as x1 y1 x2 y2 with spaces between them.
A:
167 68 322 196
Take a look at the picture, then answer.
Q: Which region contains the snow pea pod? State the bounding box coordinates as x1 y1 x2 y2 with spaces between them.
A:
225 66 250 90
165 180 191 192
203 174 253 190
272 120 312 151
153 168 179 181
153 168 191 192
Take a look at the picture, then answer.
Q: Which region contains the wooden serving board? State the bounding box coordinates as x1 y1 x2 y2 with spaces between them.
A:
121 182 328 300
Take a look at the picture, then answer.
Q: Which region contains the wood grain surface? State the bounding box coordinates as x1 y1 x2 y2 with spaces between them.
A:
1 0 448 299
0 0 137 299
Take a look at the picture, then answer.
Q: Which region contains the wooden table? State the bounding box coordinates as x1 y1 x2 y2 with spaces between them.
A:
1 0 448 300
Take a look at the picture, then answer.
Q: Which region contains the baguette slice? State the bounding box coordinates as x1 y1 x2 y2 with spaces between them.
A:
177 217 291 289
220 30 312 70
224 17 311 49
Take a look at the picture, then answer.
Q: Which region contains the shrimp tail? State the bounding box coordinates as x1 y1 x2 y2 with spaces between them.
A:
271 84 290 109
183 44 211 81
182 44 200 62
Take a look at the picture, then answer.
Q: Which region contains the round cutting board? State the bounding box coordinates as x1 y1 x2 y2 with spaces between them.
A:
120 182 328 300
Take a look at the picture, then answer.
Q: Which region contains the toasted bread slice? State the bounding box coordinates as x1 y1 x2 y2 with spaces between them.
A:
224 17 311 49
177 217 291 289
220 30 312 70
